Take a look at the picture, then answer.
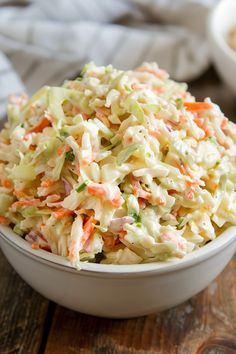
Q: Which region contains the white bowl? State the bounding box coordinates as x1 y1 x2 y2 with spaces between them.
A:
1 225 236 318
208 0 236 95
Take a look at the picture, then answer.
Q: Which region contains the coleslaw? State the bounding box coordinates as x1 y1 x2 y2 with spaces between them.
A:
0 62 236 268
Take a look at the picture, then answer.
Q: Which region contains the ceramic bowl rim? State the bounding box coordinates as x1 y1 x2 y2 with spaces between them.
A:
208 0 236 63
0 225 236 277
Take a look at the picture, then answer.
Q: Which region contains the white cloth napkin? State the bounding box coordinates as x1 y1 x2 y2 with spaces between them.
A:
0 0 217 117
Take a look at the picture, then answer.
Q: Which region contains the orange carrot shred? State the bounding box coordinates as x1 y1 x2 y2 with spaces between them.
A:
184 102 212 111
12 199 41 208
1 179 12 188
0 216 9 224
157 196 166 206
87 185 106 197
80 216 97 249
221 117 228 130
41 179 56 188
28 117 51 134
52 208 74 219
31 243 40 250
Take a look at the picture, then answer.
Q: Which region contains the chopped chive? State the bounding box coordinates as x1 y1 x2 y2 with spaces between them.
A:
76 180 90 193
175 98 183 110
65 149 75 162
130 212 141 223
59 129 69 138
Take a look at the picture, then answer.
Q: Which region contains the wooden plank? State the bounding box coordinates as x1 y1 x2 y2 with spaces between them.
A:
44 256 236 354
0 249 50 354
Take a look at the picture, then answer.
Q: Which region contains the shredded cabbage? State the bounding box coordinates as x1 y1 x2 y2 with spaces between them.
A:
1 61 236 268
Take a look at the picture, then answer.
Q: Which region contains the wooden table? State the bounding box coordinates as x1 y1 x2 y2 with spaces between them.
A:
1 68 236 354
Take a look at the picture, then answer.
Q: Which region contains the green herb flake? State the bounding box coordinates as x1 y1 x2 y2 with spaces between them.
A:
65 149 75 162
177 215 187 229
59 129 69 138
76 180 90 193
175 98 183 110
130 212 141 223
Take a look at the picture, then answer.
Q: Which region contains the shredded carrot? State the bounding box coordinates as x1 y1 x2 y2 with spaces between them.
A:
168 189 178 196
221 117 228 130
13 190 28 198
186 188 195 200
1 179 12 188
103 233 123 248
41 179 56 188
118 230 127 239
0 216 9 224
103 234 117 248
28 117 51 134
157 196 166 206
186 180 194 187
52 208 74 219
87 185 106 197
176 161 193 178
194 117 204 128
184 102 212 111
57 144 70 156
109 197 123 208
127 136 134 145
80 216 97 249
130 175 140 197
12 199 41 208
29 144 37 151
31 243 40 250
131 83 142 90
75 163 80 176
130 175 151 200
176 162 188 176
138 198 146 209
148 129 160 139
40 244 51 252
152 86 165 94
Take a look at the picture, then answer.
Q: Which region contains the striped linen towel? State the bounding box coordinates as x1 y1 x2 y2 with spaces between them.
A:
0 0 217 118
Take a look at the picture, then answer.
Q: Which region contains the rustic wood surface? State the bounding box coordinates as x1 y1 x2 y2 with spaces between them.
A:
0 249 49 354
0 68 236 354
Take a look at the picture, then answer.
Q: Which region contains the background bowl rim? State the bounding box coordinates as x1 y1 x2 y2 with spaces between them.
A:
208 0 236 63
0 225 236 277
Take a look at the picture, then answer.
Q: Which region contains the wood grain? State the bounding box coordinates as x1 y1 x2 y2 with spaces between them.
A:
43 256 236 354
0 249 49 354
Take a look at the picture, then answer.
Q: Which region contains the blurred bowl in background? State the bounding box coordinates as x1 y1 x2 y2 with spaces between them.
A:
208 0 236 95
